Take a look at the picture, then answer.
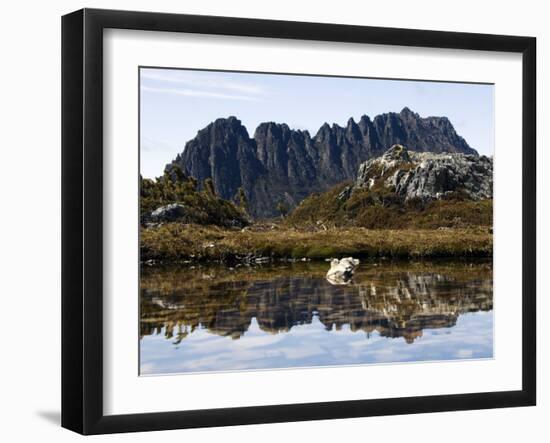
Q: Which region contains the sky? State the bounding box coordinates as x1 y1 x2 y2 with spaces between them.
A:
139 67 494 179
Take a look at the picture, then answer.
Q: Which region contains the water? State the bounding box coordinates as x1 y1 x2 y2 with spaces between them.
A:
140 260 493 375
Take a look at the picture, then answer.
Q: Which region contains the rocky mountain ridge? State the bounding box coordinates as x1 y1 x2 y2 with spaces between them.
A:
353 144 493 202
166 107 478 218
286 144 493 230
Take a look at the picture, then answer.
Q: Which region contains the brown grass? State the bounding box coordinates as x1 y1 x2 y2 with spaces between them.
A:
141 223 492 262
286 182 493 230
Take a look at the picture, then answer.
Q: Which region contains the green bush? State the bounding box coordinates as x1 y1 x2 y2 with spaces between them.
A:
140 166 248 227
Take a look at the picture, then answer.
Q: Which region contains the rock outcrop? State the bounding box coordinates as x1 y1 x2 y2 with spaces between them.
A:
149 203 188 223
167 108 477 218
326 257 360 285
354 144 493 202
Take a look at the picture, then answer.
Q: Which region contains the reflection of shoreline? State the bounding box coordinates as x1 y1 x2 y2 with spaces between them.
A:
140 261 493 344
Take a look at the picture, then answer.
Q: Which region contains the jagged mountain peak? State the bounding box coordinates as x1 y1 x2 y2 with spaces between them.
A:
210 115 243 127
168 108 477 218
318 122 332 132
399 106 417 117
254 121 291 136
198 116 250 139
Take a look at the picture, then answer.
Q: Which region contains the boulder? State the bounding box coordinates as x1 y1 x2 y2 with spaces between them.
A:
149 203 187 222
326 257 360 285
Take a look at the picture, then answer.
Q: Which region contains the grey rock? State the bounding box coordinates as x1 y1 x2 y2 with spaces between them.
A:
168 109 477 218
254 257 271 264
149 203 188 222
337 185 353 201
326 257 360 285
354 144 493 202
356 144 411 188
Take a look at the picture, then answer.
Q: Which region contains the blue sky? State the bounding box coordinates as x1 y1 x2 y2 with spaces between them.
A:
140 68 494 178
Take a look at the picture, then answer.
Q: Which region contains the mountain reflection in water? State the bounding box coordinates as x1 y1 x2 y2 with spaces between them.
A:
140 260 493 374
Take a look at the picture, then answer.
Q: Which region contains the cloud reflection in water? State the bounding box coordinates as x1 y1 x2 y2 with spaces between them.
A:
140 261 493 375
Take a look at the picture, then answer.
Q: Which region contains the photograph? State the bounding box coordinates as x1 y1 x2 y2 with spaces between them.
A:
138 68 495 375
0 1 543 440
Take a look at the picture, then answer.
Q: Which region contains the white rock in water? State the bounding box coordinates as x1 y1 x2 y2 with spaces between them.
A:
326 257 360 285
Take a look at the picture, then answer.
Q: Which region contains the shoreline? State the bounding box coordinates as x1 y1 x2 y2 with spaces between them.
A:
140 223 492 265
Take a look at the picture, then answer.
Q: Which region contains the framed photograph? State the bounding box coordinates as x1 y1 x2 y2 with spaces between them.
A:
62 8 536 435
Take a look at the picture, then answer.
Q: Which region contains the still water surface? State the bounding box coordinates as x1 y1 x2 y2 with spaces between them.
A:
140 260 493 375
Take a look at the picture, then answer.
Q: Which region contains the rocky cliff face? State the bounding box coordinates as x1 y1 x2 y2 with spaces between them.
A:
354 144 493 202
167 108 478 218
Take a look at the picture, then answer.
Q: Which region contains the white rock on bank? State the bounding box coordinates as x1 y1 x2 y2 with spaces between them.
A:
326 257 360 285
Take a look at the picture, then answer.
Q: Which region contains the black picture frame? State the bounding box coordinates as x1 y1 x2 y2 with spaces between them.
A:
61 8 537 435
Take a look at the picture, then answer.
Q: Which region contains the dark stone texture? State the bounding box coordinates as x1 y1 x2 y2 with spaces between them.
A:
167 109 478 218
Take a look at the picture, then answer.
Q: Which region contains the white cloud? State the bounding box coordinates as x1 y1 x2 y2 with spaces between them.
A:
141 85 260 101
140 69 266 99
455 349 474 359
140 135 175 152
